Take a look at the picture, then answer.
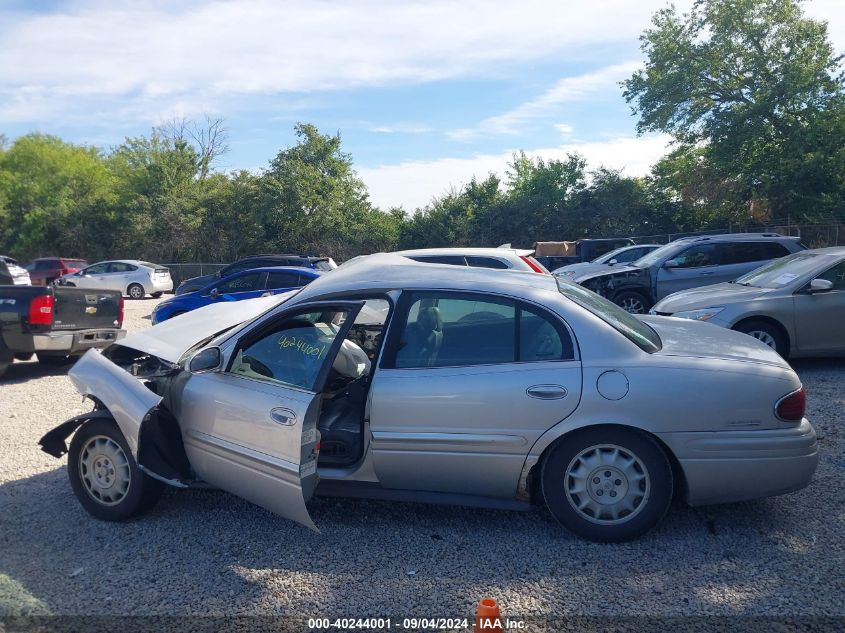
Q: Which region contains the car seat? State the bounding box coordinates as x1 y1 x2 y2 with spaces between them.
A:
398 306 443 367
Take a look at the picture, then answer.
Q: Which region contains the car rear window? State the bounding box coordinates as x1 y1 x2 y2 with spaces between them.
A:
557 278 662 353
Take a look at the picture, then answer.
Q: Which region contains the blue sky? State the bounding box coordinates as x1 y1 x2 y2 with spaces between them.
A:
1 0 843 210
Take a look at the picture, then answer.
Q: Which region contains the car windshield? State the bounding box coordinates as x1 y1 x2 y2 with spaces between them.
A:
313 260 334 271
733 252 827 288
630 242 681 268
557 279 662 353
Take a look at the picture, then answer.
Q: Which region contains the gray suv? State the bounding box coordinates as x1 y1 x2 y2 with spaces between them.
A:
575 233 806 313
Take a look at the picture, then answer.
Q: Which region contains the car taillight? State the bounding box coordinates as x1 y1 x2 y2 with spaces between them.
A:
118 296 125 326
520 255 548 274
29 294 54 326
776 387 806 422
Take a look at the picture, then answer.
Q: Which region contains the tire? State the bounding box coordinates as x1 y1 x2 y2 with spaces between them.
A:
151 292 163 299
127 283 145 300
0 359 8 380
612 291 651 314
14 353 33 361
733 319 788 358
37 353 79 366
541 426 673 542
68 418 164 521
63 282 76 287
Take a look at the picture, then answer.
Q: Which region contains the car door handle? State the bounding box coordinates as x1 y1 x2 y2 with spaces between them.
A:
526 385 568 400
270 408 297 426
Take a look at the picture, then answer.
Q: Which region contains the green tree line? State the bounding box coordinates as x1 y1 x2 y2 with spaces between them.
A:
1 0 843 264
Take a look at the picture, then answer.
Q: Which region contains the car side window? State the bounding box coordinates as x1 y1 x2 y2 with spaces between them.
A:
109 262 137 273
390 292 574 369
719 242 766 265
35 261 54 271
614 249 642 263
214 272 262 294
266 272 302 289
672 244 717 268
466 256 509 269
228 310 345 390
763 242 791 259
409 255 468 266
85 263 109 274
817 261 845 291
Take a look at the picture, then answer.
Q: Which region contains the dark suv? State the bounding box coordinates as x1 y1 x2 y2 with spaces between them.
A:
574 233 806 313
175 255 336 295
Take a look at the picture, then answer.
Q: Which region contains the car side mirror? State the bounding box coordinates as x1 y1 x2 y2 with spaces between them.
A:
809 278 834 293
608 258 618 266
209 288 219 299
189 347 222 373
664 259 679 269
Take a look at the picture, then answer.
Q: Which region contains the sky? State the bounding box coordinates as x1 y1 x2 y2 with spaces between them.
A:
1 0 844 211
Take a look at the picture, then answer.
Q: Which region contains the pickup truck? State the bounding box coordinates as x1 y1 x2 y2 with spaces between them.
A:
0 285 125 378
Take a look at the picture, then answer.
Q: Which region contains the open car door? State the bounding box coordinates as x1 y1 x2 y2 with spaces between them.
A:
179 301 365 529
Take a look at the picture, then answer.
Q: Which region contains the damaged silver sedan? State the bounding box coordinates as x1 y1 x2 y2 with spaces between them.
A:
40 254 819 542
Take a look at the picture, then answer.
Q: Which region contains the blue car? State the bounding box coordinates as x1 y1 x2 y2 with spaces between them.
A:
152 267 321 324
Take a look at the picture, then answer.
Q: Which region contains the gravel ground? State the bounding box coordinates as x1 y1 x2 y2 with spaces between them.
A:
1 297 843 622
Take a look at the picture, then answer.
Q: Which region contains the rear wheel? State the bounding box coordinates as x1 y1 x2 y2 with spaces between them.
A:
151 292 163 298
733 319 788 357
14 353 32 361
68 419 164 521
542 426 673 542
613 291 651 314
127 283 145 300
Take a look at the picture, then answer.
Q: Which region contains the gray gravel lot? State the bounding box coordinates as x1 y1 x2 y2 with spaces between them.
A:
1 297 843 620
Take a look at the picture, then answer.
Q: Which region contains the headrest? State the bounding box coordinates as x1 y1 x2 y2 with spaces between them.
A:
418 306 442 332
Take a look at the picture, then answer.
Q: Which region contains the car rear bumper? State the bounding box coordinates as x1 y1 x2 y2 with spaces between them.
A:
32 329 126 354
657 418 818 506
149 278 174 293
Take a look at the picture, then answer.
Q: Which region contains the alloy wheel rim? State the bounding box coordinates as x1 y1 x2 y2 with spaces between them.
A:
129 286 143 299
620 297 645 314
747 330 777 349
78 435 131 506
564 443 650 525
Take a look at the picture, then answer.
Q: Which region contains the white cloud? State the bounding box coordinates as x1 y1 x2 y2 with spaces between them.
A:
449 62 641 140
554 123 575 138
369 124 433 134
0 0 682 122
358 134 673 210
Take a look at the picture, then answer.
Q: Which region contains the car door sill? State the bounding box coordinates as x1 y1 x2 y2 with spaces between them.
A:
314 480 532 511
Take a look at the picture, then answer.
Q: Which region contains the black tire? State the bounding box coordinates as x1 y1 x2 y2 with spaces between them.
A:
733 319 788 358
0 359 8 380
127 283 145 300
541 426 673 542
63 281 76 287
612 290 651 314
151 292 163 298
67 418 164 521
14 353 33 361
37 353 79 366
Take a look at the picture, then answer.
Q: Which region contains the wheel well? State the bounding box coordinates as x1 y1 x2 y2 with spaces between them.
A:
528 423 688 505
610 287 653 305
732 316 790 351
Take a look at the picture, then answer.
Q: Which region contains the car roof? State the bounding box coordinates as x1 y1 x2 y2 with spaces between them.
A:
228 266 322 276
395 247 534 257
296 253 557 299
672 232 799 243
804 246 845 256
240 254 328 261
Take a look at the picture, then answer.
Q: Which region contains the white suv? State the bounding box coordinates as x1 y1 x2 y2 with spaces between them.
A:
59 260 173 299
395 248 550 273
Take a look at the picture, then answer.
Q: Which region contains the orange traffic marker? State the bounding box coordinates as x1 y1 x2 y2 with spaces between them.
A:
474 597 503 632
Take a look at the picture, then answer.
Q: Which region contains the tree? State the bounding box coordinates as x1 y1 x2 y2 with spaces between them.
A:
624 0 845 221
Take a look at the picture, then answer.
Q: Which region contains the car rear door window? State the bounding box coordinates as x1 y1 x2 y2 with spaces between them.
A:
109 262 137 273
673 244 717 268
408 255 468 266
465 256 509 269
719 242 767 265
216 272 262 294
266 272 302 289
390 292 573 368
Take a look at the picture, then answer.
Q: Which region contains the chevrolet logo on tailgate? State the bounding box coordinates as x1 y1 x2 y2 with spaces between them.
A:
85 306 97 314
85 295 98 305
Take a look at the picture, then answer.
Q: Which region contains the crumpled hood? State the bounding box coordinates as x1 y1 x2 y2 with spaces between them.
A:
642 315 789 368
574 264 642 284
555 262 612 278
117 291 295 362
652 282 771 313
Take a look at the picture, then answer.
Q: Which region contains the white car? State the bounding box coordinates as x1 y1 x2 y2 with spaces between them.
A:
0 255 31 285
394 247 550 273
59 260 173 299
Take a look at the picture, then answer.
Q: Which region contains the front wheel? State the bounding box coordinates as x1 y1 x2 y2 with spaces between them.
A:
127 283 145 300
541 426 673 542
68 419 164 521
612 291 651 314
733 320 788 358
151 292 163 299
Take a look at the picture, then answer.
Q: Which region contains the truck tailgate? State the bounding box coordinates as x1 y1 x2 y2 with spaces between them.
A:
53 288 122 330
